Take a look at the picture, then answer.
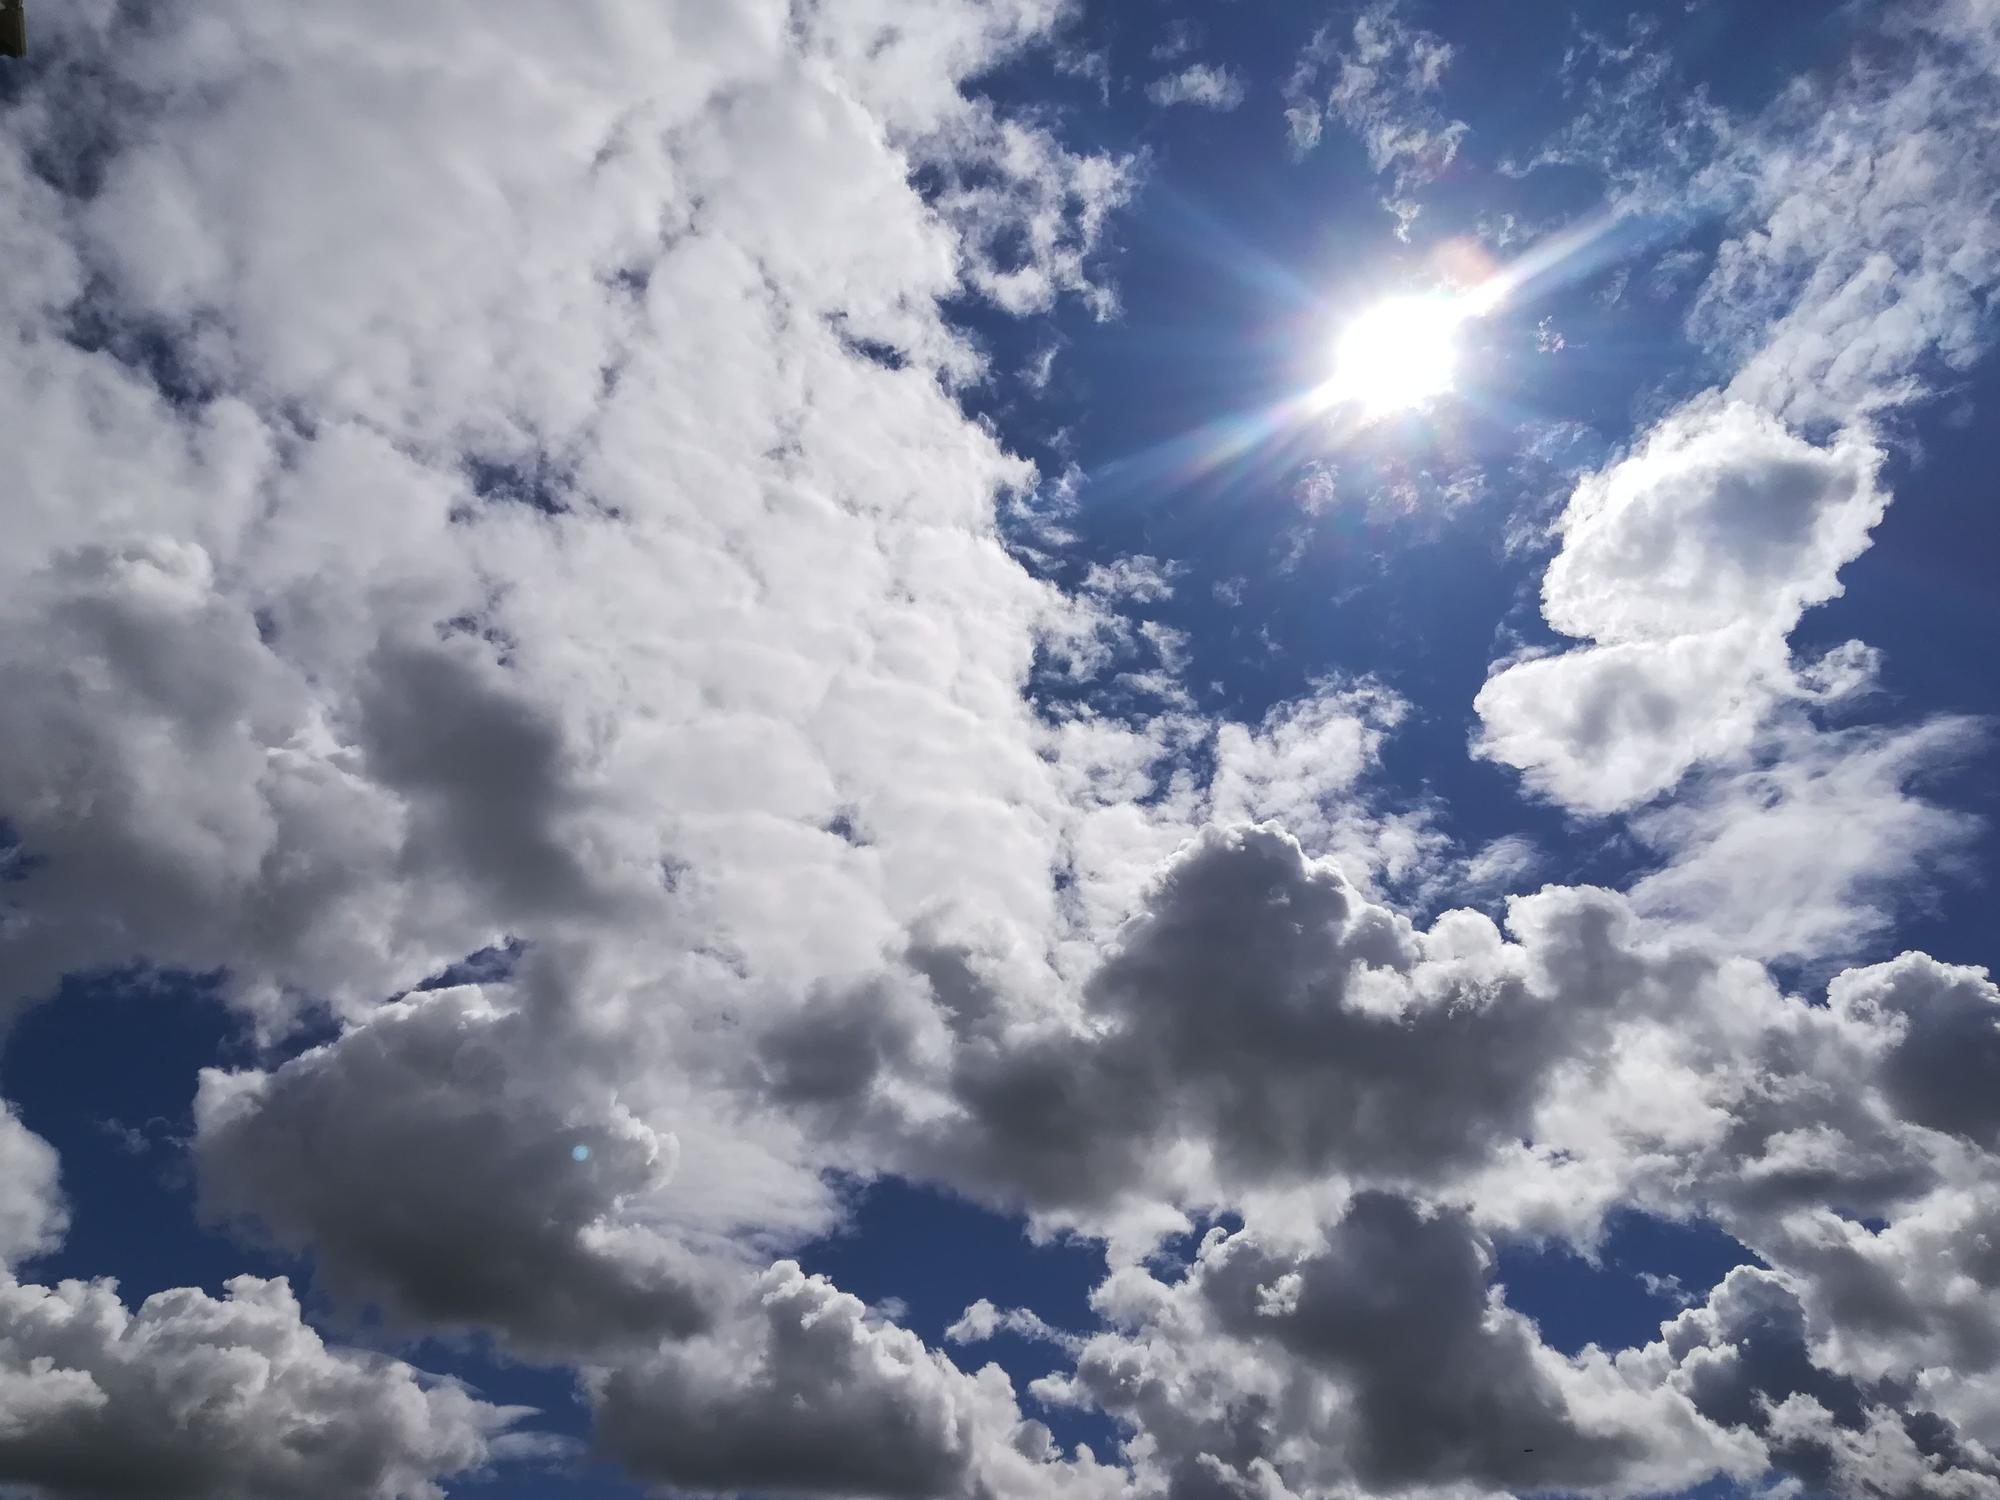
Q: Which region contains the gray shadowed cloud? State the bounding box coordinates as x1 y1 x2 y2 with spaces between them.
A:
1043 1189 1740 1499
0 1269 538 1500
1643 1266 2000 1499
588 1260 1131 1500
194 985 714 1358
1194 1194 1645 1491
760 824 1654 1214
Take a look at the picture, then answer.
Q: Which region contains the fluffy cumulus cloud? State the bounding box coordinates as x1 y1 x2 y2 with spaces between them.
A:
759 824 1643 1226
1036 1192 1748 1500
752 819 2000 1274
192 984 722 1358
0 1107 66 1271
0 0 1130 1490
1628 1265 2000 1500
591 1261 1128 1500
1 1109 535 1500
0 1273 538 1500
134 804 2000 1497
2 1038 537 1500
1044 678 1446 955
5 0 2000 1497
1476 0 1999 959
988 920 2000 1500
0 0 1137 1034
1476 399 1889 816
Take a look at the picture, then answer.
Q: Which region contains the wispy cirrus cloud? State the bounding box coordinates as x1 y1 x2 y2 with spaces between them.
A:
1284 1 1468 233
1147 63 1246 112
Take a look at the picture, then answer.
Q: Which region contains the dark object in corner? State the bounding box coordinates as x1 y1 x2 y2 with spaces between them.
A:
0 1 24 59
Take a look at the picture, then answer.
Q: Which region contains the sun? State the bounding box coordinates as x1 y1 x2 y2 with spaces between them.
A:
1326 292 1465 418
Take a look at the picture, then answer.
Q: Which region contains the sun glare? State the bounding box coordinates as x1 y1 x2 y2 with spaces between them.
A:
1327 293 1465 418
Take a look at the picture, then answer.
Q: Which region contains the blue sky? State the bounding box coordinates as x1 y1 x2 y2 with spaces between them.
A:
5 2 2000 1499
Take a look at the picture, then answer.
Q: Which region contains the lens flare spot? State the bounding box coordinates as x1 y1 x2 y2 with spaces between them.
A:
1327 293 1464 417
571 1144 592 1163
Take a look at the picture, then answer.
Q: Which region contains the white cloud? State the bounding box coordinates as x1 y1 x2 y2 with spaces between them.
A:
921 98 1138 320
1150 20 1202 63
1474 400 1889 815
1147 64 1246 112
1207 684 1446 888
1542 402 1884 646
0 1108 65 1271
5 2 2000 1497
1502 15 1724 195
1284 2 1468 231
1691 2 2000 428
0 0 1142 1490
1475 4 2000 968
0 0 1135 1040
1475 622 1794 816
1456 834 1542 898
946 1298 1083 1354
1629 718 1983 964
1081 555 1182 604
